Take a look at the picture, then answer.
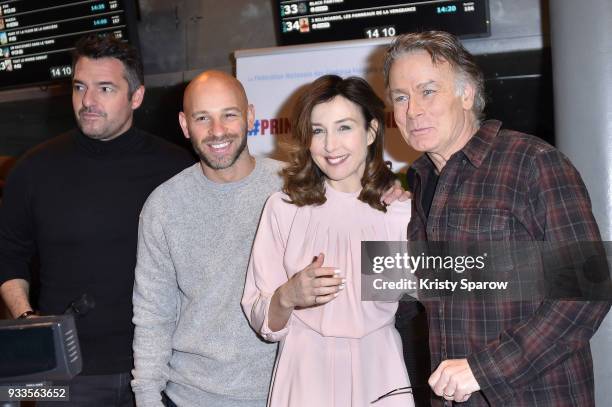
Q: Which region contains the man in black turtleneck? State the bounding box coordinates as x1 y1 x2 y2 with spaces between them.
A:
0 36 193 406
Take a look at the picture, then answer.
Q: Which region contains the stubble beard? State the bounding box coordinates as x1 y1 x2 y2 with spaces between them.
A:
76 107 127 141
193 131 248 170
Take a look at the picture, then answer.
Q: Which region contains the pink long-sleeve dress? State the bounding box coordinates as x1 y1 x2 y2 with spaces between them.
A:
242 185 414 407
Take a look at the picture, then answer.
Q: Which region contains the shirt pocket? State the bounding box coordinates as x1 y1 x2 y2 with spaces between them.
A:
447 208 515 276
448 208 511 240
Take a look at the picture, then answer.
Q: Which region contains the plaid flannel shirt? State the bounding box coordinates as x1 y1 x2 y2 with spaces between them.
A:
407 120 610 406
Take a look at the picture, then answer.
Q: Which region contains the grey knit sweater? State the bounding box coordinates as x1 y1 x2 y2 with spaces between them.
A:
132 158 283 407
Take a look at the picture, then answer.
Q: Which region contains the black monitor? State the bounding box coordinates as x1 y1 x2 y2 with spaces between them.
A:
0 0 140 90
0 315 82 384
278 0 490 46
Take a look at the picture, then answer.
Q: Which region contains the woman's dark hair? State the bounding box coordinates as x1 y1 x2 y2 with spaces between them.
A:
282 75 395 212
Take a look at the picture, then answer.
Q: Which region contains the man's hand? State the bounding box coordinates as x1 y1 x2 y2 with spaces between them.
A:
381 180 412 205
0 279 33 319
428 359 480 403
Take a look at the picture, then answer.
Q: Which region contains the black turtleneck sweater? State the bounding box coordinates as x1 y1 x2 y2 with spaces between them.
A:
0 127 194 375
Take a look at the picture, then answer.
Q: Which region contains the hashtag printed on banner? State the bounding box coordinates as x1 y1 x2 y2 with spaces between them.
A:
248 120 261 136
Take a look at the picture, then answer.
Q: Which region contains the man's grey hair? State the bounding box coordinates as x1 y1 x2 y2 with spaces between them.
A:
383 31 486 121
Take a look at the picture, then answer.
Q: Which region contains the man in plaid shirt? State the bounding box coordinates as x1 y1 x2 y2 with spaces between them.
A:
384 31 610 406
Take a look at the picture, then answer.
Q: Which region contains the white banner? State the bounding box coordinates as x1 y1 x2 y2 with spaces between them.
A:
235 38 420 173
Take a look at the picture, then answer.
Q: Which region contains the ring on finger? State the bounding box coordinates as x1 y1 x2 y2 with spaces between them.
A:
443 393 454 398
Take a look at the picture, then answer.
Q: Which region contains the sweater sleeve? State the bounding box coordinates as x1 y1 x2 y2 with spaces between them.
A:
131 194 179 407
0 160 36 286
241 193 293 342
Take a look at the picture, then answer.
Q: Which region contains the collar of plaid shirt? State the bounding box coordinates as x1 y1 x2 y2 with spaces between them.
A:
411 119 502 174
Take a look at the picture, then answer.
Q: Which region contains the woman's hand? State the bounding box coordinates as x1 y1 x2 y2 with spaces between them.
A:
279 253 345 308
268 253 344 332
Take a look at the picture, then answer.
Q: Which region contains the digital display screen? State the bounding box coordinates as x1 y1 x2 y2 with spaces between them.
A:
0 0 138 90
0 326 56 377
278 0 490 46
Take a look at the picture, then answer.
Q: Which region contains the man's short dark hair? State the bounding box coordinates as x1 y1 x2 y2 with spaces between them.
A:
72 35 143 97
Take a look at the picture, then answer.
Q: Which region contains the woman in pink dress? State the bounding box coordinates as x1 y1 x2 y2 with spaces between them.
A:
242 75 414 406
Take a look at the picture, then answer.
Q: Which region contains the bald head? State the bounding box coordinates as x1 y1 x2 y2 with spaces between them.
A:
183 70 248 114
178 70 255 182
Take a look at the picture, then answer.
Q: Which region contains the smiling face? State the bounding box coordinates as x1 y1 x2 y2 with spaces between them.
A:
309 95 376 193
388 51 477 169
179 72 255 182
72 57 144 141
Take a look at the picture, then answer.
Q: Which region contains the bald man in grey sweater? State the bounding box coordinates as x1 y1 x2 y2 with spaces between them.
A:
132 70 408 407
131 71 281 406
